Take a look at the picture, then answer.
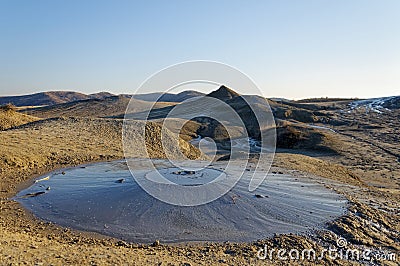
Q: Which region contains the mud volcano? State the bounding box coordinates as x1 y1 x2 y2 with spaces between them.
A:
16 160 347 243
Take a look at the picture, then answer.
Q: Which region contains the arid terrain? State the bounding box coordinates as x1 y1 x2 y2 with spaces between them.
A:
0 88 399 265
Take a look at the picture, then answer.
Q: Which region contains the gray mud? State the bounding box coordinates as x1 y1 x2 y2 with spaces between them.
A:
16 160 347 244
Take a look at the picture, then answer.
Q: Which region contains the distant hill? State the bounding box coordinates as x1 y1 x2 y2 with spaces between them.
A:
132 90 205 102
21 95 175 119
124 85 241 121
88 92 115 99
296 97 359 103
129 92 171 102
0 91 113 107
0 90 205 107
165 90 205 102
125 85 273 141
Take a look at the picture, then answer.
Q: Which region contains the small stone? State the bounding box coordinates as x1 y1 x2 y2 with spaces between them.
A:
116 240 129 247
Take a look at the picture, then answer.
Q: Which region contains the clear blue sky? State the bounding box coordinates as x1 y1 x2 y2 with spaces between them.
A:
0 0 399 99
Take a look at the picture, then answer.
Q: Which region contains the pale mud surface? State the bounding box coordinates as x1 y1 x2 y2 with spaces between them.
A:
16 160 346 244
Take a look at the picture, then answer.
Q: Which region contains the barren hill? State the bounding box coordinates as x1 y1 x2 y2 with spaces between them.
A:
21 96 176 119
207 85 240 101
1 90 206 108
132 90 205 102
0 91 115 107
0 104 40 130
123 86 274 148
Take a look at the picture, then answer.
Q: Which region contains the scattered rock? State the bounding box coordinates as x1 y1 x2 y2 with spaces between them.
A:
34 176 50 183
21 191 46 198
255 194 268 198
224 249 236 256
115 240 130 247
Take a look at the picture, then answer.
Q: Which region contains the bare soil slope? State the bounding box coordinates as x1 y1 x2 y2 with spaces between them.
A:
0 104 40 130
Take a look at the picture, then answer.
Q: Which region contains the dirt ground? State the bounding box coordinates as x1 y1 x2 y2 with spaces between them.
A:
0 115 399 265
